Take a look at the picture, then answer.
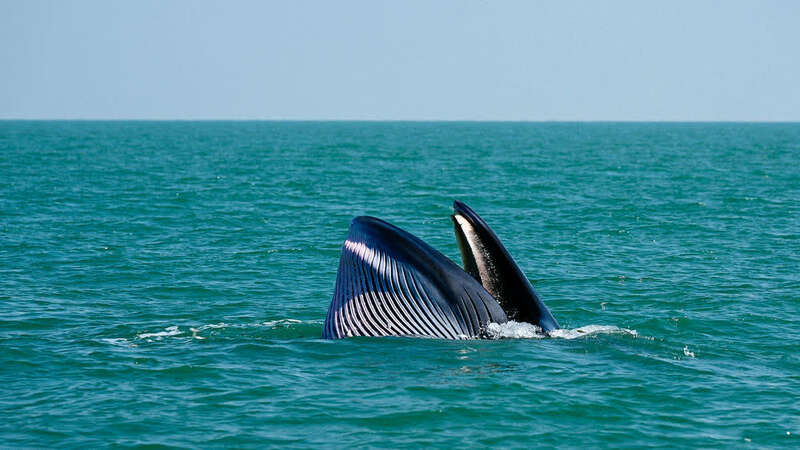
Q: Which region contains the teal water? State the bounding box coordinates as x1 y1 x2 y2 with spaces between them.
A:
1 121 798 447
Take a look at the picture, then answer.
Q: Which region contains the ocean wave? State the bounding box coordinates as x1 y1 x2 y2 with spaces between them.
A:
485 321 637 340
130 319 321 342
136 325 182 340
100 337 136 347
128 320 635 342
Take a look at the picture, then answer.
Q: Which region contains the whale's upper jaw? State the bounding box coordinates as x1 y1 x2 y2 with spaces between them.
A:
451 200 559 332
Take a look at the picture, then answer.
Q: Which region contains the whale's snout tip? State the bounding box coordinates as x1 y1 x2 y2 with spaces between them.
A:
452 200 481 226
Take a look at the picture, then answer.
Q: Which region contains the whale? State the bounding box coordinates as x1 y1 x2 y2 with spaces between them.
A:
323 201 559 339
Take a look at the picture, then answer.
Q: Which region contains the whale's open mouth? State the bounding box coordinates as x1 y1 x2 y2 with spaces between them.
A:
452 200 501 301
323 201 558 340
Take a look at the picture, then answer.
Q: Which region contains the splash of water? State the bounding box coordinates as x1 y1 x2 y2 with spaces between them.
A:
485 321 637 340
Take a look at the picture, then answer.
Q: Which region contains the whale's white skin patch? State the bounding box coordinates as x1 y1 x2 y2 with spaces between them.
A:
453 213 500 299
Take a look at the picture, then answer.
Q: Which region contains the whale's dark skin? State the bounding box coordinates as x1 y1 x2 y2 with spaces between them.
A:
323 201 558 339
451 200 559 331
322 215 507 339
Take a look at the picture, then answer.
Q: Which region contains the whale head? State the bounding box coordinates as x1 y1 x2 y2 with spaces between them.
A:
451 200 559 332
323 201 559 339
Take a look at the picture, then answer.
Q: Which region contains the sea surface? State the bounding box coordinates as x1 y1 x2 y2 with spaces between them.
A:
1 121 798 448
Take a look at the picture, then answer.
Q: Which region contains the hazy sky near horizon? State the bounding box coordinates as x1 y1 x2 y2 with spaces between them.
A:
1 0 799 120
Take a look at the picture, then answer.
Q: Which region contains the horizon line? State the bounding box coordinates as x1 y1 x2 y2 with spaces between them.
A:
1 118 799 123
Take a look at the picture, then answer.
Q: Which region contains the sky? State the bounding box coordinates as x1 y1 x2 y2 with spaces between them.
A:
1 0 798 121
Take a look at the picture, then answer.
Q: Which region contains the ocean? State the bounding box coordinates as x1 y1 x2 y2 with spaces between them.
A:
1 121 798 447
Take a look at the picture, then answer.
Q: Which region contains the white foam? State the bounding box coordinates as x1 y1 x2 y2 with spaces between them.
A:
128 319 320 342
262 318 304 327
137 325 182 340
189 328 205 339
101 337 137 347
683 346 695 358
196 322 229 331
550 324 637 339
485 321 637 340
486 321 547 339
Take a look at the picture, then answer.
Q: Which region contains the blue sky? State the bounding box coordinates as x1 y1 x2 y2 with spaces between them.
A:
1 0 798 120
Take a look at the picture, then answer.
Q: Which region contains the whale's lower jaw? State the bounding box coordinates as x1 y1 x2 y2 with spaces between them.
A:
323 215 507 340
323 201 559 340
